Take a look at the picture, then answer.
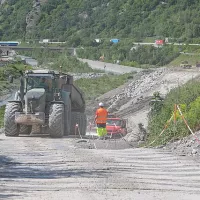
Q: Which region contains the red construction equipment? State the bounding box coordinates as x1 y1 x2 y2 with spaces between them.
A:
106 114 127 136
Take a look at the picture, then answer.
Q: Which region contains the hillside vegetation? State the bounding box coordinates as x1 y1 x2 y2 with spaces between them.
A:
77 43 180 67
1 0 200 43
0 62 32 95
75 73 132 100
2 0 200 67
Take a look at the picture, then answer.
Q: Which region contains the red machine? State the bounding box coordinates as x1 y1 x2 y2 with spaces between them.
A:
106 114 127 136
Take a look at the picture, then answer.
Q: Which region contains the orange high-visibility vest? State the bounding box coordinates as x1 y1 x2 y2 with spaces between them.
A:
96 108 108 124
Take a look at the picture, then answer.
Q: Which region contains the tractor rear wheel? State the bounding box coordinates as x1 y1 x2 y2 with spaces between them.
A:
4 102 21 137
49 104 64 138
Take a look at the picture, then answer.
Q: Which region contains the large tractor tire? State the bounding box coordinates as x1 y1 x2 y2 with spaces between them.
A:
4 102 21 137
64 100 71 136
49 104 64 138
70 112 87 136
20 125 32 135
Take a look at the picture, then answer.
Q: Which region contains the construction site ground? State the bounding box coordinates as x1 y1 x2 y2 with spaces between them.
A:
1 61 200 199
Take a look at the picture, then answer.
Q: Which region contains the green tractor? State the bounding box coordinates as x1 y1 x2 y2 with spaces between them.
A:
4 70 87 138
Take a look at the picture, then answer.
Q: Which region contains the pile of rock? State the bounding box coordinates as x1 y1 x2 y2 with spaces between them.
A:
107 68 168 112
164 131 200 158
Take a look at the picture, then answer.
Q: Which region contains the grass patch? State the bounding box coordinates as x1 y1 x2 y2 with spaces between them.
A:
50 55 96 73
75 73 133 100
167 54 200 67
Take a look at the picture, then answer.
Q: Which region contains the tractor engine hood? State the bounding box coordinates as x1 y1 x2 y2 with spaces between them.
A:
25 88 46 113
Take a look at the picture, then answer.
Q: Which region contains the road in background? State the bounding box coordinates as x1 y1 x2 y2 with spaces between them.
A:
80 58 143 74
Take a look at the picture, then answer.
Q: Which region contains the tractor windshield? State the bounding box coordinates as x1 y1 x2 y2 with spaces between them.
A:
26 74 54 92
106 119 122 126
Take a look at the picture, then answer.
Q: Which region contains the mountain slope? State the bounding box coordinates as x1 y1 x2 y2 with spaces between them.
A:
1 0 200 42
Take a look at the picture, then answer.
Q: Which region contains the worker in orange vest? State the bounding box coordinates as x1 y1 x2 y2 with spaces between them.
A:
95 102 108 139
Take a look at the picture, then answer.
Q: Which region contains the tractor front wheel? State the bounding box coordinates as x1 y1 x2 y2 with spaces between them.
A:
4 102 21 137
49 104 64 138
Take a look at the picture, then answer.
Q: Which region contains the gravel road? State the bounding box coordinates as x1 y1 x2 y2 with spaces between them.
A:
1 134 200 200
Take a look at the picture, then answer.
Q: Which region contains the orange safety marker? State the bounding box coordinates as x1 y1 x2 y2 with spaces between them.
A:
177 105 200 144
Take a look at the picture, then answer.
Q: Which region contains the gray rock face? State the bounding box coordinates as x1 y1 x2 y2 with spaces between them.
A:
0 0 7 5
26 0 41 37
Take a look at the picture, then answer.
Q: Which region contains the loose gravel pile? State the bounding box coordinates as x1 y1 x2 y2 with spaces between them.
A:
107 68 168 113
164 131 200 159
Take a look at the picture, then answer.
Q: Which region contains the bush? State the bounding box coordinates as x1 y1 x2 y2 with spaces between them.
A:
0 63 32 95
51 55 93 73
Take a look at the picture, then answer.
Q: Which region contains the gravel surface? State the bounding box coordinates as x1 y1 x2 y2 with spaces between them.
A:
1 134 200 200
